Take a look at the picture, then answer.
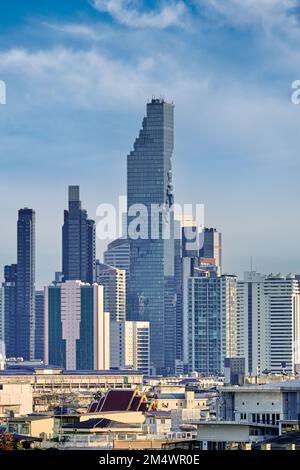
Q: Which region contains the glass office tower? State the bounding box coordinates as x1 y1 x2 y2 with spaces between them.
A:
62 186 96 284
16 208 36 360
127 98 176 374
35 290 45 361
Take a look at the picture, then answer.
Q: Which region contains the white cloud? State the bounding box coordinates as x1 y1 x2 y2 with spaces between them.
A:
92 0 188 29
42 22 104 40
198 0 298 30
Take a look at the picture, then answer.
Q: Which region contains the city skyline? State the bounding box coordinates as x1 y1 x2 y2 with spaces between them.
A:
1 1 300 287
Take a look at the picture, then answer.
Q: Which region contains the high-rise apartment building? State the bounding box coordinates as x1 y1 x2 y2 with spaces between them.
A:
2 264 17 358
96 261 126 322
127 98 176 374
44 280 110 370
110 320 150 375
0 287 4 357
188 272 238 375
35 290 44 361
237 272 300 375
16 208 35 360
62 186 96 284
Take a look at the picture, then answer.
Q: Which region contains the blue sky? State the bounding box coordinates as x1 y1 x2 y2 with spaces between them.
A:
1 0 300 287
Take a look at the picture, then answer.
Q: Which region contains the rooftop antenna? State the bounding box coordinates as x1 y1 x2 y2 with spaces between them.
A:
250 256 253 272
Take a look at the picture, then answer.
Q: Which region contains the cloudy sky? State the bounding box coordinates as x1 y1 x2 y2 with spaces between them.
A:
1 0 300 288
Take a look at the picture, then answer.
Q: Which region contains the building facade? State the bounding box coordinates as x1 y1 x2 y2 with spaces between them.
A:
104 238 130 277
62 186 96 284
16 208 36 360
199 228 222 275
2 264 17 358
188 273 238 375
96 262 126 322
237 272 300 375
127 98 176 374
44 280 110 370
110 320 150 375
0 287 4 357
35 290 44 361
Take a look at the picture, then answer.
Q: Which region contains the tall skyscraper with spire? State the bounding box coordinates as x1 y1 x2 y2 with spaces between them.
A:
16 208 36 360
62 186 96 284
127 98 176 374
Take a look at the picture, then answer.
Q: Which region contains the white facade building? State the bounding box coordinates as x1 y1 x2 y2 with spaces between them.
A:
0 383 33 416
96 262 126 322
45 280 110 370
110 321 150 374
237 272 300 375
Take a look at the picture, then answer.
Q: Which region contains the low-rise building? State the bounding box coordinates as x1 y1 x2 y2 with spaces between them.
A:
5 415 56 439
0 383 32 416
155 390 208 412
0 365 143 412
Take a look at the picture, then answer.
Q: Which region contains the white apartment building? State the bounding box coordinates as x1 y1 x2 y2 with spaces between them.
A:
237 272 300 375
110 321 150 375
96 262 126 322
44 280 110 371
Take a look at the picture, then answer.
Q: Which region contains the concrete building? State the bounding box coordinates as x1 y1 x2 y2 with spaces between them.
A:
96 262 126 322
0 383 33 416
219 379 300 436
237 272 300 375
0 366 143 398
44 280 110 370
2 264 17 359
6 415 56 439
155 390 209 412
110 321 150 375
188 272 238 375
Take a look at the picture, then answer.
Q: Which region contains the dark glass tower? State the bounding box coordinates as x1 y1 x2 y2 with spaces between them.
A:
127 98 176 374
62 186 96 283
16 208 35 360
3 264 17 358
35 290 44 361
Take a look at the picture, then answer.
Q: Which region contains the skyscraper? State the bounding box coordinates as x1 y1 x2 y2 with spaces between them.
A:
188 272 238 376
35 290 44 361
44 280 110 370
62 186 96 284
16 209 35 360
127 98 176 374
96 261 126 322
104 238 130 277
199 228 222 275
0 287 4 358
2 264 17 358
237 272 300 375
